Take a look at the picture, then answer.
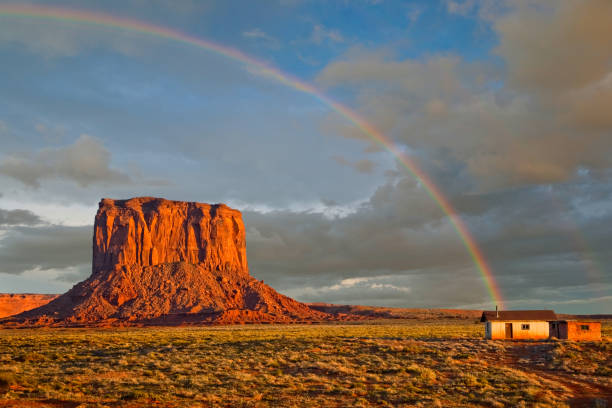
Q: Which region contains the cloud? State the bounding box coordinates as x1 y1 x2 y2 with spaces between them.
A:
297 53 320 66
0 1 213 58
283 276 412 305
445 0 477 15
316 0 612 189
444 0 505 20
317 51 470 99
309 24 344 44
126 0 210 16
0 225 91 275
495 0 612 93
244 168 612 310
0 134 132 188
243 28 271 39
246 176 474 285
0 172 608 310
0 18 145 58
34 123 66 143
332 155 375 173
0 208 43 226
242 28 280 48
406 5 423 24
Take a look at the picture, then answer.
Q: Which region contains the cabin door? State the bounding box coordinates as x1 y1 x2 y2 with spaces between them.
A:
505 323 513 339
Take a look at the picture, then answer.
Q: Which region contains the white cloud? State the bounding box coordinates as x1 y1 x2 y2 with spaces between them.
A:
281 275 412 304
329 277 374 290
327 277 412 293
235 198 366 220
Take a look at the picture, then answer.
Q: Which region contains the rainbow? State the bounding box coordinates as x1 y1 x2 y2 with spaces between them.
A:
0 3 505 307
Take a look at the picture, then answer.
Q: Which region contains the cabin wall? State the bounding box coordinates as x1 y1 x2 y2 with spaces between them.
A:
511 321 549 340
488 322 505 339
487 321 549 339
563 322 601 341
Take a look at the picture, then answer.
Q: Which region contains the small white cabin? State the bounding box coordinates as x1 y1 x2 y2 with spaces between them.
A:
481 310 557 340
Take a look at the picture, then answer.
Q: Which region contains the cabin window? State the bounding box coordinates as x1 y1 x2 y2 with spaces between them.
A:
521 324 530 330
581 325 589 331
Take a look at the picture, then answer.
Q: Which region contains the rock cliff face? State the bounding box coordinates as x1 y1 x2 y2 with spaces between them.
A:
2 197 328 327
93 198 247 274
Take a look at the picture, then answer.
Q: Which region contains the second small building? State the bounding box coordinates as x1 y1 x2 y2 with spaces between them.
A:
550 320 602 341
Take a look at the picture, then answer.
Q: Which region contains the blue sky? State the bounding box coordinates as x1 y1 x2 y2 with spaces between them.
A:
0 0 611 313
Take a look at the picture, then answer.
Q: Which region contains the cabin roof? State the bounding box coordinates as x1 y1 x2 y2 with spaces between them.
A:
480 310 557 322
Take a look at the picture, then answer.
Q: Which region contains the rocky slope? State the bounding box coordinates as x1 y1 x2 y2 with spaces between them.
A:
0 294 59 318
2 197 327 327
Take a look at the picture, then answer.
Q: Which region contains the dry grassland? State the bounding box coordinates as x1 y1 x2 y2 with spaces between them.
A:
0 321 610 407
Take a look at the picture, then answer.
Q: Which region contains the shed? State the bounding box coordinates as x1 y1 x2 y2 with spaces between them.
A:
550 320 601 341
481 310 557 340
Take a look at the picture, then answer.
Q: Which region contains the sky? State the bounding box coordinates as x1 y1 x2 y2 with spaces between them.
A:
0 0 611 313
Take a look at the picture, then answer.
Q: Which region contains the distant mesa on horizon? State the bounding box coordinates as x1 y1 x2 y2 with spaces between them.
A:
0 294 59 319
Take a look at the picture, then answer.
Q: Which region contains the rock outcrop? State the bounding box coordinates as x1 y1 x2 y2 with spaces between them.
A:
0 294 58 318
93 198 248 275
2 197 328 327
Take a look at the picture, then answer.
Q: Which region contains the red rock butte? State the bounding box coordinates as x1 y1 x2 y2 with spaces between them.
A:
93 198 248 274
1 197 328 327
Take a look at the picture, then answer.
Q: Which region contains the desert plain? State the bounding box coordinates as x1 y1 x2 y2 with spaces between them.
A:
0 320 610 407
1 198 610 407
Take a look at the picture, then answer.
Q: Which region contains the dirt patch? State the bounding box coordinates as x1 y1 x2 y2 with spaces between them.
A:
484 341 612 407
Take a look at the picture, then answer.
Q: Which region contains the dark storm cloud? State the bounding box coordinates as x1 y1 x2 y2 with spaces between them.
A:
0 208 43 226
0 225 91 275
246 171 612 309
